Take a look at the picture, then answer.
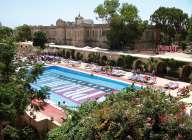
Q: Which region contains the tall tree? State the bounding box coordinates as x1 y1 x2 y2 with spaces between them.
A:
94 0 147 50
187 15 192 42
0 41 16 83
150 7 189 44
33 31 47 49
16 24 32 42
0 26 13 41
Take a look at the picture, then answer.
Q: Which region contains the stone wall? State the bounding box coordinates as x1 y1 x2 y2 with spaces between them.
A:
31 15 159 49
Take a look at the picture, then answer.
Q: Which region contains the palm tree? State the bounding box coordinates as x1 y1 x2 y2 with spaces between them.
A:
28 64 44 83
36 86 50 102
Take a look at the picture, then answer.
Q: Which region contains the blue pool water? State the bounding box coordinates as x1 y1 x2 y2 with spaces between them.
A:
31 66 138 107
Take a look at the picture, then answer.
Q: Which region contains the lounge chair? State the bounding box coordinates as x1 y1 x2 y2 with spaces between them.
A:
164 82 179 90
92 66 102 72
111 70 126 77
148 77 157 85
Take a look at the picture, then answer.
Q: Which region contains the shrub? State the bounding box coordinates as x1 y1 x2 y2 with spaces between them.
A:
88 53 101 64
71 50 75 59
180 41 187 51
164 59 187 78
108 60 116 66
76 52 83 60
62 49 66 57
117 55 137 69
100 55 108 65
66 51 71 59
117 56 125 67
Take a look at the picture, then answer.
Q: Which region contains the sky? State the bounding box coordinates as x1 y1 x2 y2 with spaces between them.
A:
0 0 192 28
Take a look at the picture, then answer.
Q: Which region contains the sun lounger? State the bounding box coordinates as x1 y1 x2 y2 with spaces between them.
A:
92 66 102 72
111 70 126 77
148 77 157 85
165 82 179 89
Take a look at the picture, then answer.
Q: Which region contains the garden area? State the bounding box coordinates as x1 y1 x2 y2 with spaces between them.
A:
48 88 192 140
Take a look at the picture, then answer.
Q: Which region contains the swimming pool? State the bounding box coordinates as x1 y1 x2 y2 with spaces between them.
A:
30 66 138 107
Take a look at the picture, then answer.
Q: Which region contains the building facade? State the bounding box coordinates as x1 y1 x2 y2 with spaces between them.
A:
31 14 159 49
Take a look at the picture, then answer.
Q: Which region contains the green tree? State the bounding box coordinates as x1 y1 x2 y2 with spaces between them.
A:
150 7 189 44
0 39 43 140
95 0 147 50
36 86 50 101
16 24 32 41
33 31 47 49
0 26 13 41
0 41 16 83
187 15 192 42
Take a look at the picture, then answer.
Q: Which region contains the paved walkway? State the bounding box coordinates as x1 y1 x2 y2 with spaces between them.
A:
49 45 192 63
26 101 67 125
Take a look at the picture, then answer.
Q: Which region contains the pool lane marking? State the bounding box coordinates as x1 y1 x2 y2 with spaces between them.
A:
70 89 99 99
54 85 81 92
75 91 105 101
64 87 93 97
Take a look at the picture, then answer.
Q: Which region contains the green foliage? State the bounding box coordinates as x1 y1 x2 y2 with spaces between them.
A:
180 41 187 51
66 51 71 59
0 26 13 41
35 86 50 101
187 16 192 42
16 24 32 41
33 31 47 49
49 88 192 140
3 125 20 140
76 52 84 61
95 0 147 50
120 3 139 23
164 58 187 78
150 7 189 43
117 55 136 69
100 55 108 65
3 125 39 140
29 64 45 83
88 53 101 63
71 50 75 59
0 39 42 140
0 41 16 83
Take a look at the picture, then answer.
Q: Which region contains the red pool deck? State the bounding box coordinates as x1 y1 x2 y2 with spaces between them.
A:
40 103 67 123
31 100 67 124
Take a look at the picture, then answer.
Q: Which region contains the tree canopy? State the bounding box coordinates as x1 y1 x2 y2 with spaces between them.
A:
0 26 13 42
0 36 45 139
94 0 147 50
187 15 192 42
0 41 16 83
16 24 32 42
33 31 48 49
150 7 189 44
